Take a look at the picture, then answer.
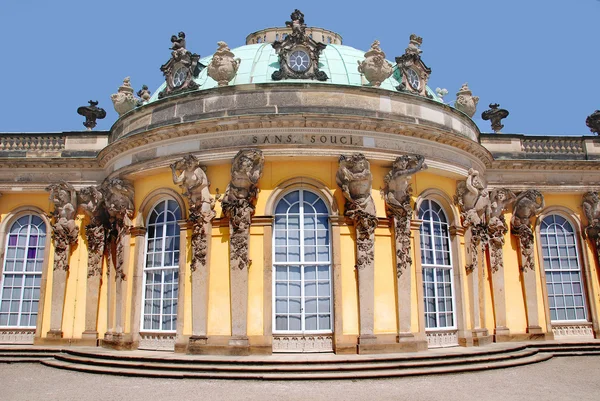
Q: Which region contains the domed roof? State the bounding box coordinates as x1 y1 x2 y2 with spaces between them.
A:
149 43 442 103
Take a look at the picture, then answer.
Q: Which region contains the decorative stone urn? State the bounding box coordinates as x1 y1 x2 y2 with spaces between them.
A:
357 40 393 87
110 77 138 116
454 83 479 118
207 42 241 87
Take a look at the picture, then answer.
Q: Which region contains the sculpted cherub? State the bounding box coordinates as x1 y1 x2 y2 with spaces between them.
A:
336 154 376 216
170 32 186 51
455 168 491 227
171 154 215 221
286 9 305 36
383 155 426 215
490 188 516 220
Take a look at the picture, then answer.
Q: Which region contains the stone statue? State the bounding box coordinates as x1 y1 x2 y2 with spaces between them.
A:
79 185 106 277
454 83 479 118
383 155 426 276
405 34 423 55
357 40 393 87
582 192 600 254
171 154 216 271
286 9 305 36
207 42 241 87
221 149 264 270
101 177 135 280
455 169 491 272
487 188 516 273
336 153 378 270
511 189 544 271
170 32 187 52
111 77 138 116
77 100 107 130
46 182 80 271
137 85 151 104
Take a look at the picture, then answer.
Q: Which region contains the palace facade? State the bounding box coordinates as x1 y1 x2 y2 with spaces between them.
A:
1 10 600 355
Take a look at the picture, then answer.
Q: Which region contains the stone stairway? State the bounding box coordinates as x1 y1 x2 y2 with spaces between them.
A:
0 347 60 363
531 341 600 357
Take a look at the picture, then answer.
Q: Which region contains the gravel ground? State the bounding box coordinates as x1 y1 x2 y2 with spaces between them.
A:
1 357 599 401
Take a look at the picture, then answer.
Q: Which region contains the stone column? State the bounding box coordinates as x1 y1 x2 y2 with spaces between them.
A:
220 149 264 354
511 189 544 336
45 182 79 340
336 154 378 350
114 223 132 335
81 224 105 343
129 224 147 347
330 216 345 352
175 220 188 352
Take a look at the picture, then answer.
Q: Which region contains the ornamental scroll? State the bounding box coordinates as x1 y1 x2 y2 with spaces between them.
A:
171 154 216 272
46 182 79 271
336 153 378 270
382 155 426 276
220 149 264 271
511 190 544 271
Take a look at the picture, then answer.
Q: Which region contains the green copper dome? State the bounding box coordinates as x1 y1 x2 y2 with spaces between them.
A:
149 43 442 102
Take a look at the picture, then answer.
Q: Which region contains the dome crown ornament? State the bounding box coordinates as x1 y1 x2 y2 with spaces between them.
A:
159 31 204 99
110 77 138 116
454 83 479 118
271 10 328 82
358 40 393 87
207 41 241 87
395 33 431 97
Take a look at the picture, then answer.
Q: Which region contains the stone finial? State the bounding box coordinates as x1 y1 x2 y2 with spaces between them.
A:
207 42 241 87
406 34 423 55
111 77 138 116
137 85 151 104
454 83 479 118
586 110 600 135
77 100 106 130
435 87 448 101
357 40 393 87
482 103 510 133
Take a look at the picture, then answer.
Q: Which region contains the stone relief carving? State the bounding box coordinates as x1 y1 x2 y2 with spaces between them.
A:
382 155 426 276
454 169 491 272
487 188 516 273
336 154 378 270
207 42 241 87
357 40 393 87
46 182 79 271
159 32 203 99
454 83 479 118
582 191 600 263
171 154 216 271
395 34 431 97
110 77 138 116
220 149 264 270
271 10 328 81
482 103 509 133
102 178 135 280
511 189 544 271
79 185 107 277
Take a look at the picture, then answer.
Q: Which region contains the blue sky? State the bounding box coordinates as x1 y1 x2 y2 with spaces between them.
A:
0 0 598 135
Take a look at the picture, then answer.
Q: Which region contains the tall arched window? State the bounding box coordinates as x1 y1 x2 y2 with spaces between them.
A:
540 215 587 322
419 199 455 329
0 215 46 327
142 199 181 332
273 190 332 333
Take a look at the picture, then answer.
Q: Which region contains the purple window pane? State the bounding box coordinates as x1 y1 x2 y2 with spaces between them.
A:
27 248 37 259
8 235 17 247
29 236 38 247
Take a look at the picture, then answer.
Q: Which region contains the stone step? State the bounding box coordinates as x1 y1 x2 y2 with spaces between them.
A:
0 357 53 363
41 352 552 380
532 345 600 353
547 351 600 357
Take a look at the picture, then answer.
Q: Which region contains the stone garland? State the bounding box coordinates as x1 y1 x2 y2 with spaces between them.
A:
510 189 544 271
487 189 516 273
79 185 106 277
382 155 426 276
45 182 79 271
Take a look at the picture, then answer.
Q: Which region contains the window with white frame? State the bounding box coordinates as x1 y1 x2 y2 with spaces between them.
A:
0 215 46 328
142 199 181 332
419 199 455 329
540 214 588 322
273 190 332 333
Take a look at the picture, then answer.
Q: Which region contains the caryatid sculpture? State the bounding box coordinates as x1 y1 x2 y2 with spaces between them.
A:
46 181 80 271
171 154 216 271
582 191 600 263
337 153 379 270
511 190 544 271
101 177 135 280
382 154 426 276
79 185 107 277
454 169 491 272
220 149 264 271
487 188 516 273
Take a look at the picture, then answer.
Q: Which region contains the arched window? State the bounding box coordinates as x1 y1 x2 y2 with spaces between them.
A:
419 199 455 329
273 190 332 333
0 215 46 327
141 199 181 332
540 215 587 322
